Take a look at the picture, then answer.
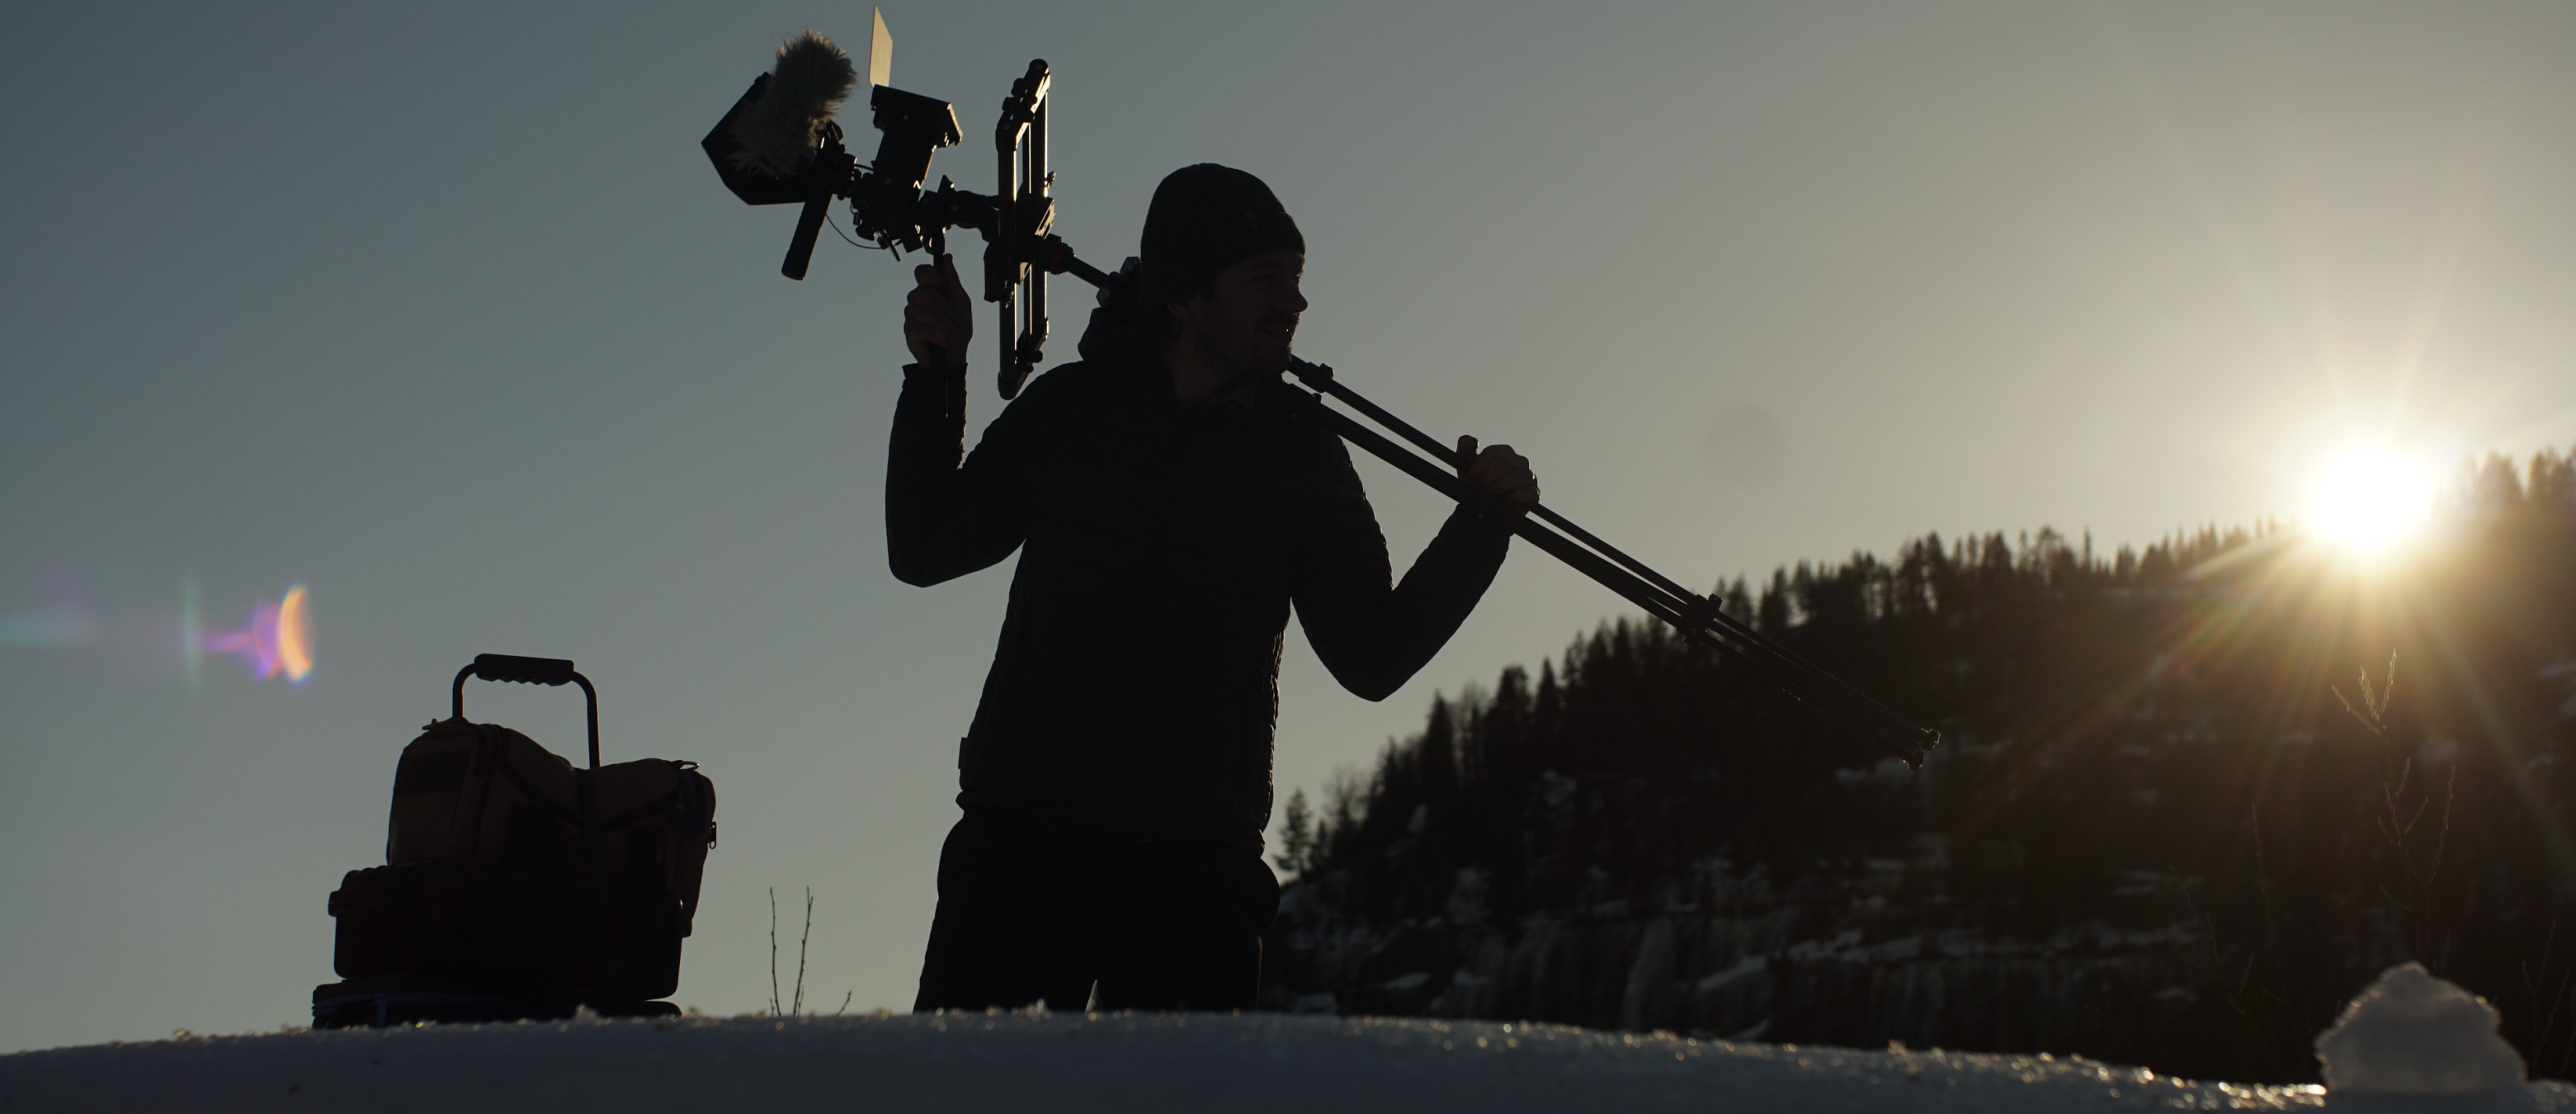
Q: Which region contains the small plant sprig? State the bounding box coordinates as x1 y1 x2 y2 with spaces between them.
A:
2329 649 2458 975
769 885 854 1017
2333 650 2399 739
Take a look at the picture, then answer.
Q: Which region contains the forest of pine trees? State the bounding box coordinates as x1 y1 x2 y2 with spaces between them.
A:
1264 448 2576 1084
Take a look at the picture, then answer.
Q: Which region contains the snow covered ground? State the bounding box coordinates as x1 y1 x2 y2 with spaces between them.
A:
6 965 2567 1112
5 1009 2574 1114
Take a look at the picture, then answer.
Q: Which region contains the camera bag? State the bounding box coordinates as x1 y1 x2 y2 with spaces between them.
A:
313 655 715 1027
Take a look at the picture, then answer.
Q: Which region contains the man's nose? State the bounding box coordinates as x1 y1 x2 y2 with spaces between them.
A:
1284 285 1309 314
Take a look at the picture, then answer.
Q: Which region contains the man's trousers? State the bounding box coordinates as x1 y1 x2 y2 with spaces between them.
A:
912 808 1282 1013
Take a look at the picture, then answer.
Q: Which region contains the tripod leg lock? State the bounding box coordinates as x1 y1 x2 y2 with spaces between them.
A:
1673 593 1726 635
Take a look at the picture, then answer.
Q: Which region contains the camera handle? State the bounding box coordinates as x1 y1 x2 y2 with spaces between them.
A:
990 61 1053 400
781 143 854 281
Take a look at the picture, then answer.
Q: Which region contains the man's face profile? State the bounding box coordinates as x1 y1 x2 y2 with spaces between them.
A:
1170 248 1308 378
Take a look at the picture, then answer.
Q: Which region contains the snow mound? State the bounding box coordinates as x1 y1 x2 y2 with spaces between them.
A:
2318 964 2529 1095
8 1010 2574 1112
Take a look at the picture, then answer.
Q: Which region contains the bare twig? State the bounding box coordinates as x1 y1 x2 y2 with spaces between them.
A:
2380 650 2399 719
2335 650 2401 739
768 886 782 1017
2340 650 2462 979
2333 686 2371 735
793 887 814 1016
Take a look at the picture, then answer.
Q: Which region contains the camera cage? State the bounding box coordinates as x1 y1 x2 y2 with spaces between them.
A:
703 56 1087 399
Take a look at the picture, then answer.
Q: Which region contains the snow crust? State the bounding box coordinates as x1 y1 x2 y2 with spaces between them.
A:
10 1011 2576 1114
2317 964 2529 1095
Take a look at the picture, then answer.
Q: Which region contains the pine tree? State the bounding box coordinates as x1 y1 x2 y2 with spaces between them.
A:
1276 789 1314 876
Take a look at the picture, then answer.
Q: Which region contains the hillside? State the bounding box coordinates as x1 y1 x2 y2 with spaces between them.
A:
1264 449 2576 1083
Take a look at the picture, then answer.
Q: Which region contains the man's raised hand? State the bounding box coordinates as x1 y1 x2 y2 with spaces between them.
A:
1456 435 1540 508
903 253 974 370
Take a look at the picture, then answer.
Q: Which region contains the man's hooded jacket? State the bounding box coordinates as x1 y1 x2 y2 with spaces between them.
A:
884 305 1511 847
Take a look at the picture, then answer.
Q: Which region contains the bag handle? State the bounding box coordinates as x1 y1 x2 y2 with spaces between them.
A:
451 654 601 769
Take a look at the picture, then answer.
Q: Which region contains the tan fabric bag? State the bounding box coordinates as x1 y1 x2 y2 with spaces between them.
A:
351 656 716 1001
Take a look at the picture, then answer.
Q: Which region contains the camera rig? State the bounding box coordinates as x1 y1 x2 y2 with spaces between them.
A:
701 26 1940 765
703 24 1102 399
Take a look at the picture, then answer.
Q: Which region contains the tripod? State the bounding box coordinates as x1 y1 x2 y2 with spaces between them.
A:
993 241 1936 765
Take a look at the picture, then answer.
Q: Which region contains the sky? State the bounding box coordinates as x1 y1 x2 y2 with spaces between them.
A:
4 0 2574 1054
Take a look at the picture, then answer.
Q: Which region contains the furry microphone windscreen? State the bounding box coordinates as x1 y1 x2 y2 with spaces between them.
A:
729 30 858 178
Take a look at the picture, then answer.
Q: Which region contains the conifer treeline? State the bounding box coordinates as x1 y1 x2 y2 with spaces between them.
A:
1267 448 2576 1083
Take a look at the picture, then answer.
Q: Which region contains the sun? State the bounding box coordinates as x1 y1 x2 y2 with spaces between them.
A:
2308 450 2437 560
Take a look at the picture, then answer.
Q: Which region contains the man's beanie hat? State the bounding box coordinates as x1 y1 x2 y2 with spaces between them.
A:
1139 163 1305 304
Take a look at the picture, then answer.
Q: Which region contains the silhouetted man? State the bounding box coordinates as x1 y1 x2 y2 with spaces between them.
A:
888 164 1537 1012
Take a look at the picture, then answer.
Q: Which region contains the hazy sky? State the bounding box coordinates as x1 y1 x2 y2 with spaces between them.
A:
6 1 2574 1053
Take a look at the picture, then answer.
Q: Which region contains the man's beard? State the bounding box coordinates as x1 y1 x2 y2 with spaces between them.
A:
1193 314 1297 379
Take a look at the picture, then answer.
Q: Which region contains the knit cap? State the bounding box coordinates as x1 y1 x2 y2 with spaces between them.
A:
1139 163 1305 304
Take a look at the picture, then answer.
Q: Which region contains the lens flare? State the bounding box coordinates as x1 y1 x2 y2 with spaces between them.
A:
0 569 97 646
276 586 311 681
203 584 314 683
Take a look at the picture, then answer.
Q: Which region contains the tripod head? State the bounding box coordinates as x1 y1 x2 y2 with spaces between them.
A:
701 13 1082 398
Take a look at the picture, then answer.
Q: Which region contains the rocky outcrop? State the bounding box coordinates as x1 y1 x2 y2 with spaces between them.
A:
1270 855 2225 1062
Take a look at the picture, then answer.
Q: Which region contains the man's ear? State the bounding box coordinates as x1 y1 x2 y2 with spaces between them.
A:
1165 294 1203 331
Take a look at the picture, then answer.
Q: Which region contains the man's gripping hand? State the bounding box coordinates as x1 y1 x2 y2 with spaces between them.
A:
1457 435 1540 511
903 253 974 370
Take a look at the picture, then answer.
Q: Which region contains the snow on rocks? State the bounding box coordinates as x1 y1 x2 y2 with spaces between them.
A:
2317 964 2529 1096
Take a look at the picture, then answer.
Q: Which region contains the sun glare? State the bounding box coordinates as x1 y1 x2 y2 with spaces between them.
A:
2309 450 2436 560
